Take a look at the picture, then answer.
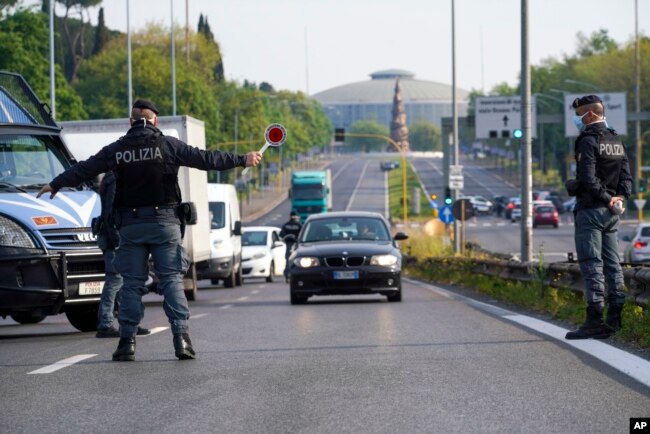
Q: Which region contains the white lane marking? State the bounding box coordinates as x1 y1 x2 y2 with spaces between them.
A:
505 314 650 389
345 160 371 211
147 326 168 335
251 290 260 295
332 159 355 182
237 296 249 301
28 354 96 374
425 160 444 176
407 277 650 389
192 314 208 319
219 304 233 309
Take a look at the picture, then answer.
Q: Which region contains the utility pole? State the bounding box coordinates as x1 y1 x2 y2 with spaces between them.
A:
520 0 532 262
451 0 460 253
635 0 643 217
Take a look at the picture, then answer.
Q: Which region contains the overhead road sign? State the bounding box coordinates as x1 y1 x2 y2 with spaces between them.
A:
475 96 537 139
563 92 627 137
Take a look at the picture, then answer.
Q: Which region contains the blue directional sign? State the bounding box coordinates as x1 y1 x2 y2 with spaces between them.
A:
438 205 454 224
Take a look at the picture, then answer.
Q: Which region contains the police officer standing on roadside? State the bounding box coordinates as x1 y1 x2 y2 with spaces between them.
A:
279 210 302 282
37 99 262 361
565 95 632 340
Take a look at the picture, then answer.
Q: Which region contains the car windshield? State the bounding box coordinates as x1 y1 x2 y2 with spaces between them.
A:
292 184 324 200
208 202 226 229
0 134 69 188
300 217 390 242
242 231 268 246
640 227 650 237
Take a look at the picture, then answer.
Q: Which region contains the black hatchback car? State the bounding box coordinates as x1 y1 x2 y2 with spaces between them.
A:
287 211 408 304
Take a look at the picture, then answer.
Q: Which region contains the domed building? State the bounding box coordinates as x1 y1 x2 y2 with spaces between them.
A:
311 69 470 130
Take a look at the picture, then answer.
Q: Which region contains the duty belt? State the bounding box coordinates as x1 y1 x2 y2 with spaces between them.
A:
118 205 178 218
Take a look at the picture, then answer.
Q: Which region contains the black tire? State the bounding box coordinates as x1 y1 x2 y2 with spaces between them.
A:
210 278 220 286
235 262 243 286
10 312 47 324
266 261 275 283
290 291 307 305
224 266 236 288
65 305 99 332
387 286 402 302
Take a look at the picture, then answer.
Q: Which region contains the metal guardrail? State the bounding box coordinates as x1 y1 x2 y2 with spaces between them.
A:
408 256 649 307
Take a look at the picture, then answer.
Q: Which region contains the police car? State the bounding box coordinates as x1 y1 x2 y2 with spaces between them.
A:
0 72 105 331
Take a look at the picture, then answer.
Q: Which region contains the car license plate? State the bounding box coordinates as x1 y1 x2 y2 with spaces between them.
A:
333 270 359 280
78 281 104 295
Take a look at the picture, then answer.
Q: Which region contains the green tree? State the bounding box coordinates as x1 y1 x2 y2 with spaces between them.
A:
92 6 107 55
348 120 389 152
56 0 102 81
0 9 86 120
409 120 441 152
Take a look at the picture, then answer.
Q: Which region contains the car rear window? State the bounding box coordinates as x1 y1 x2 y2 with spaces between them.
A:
537 206 554 213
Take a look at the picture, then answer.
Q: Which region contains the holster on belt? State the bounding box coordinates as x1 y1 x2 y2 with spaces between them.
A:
177 202 197 239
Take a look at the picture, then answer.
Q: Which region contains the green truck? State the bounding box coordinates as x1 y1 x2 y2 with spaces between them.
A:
290 170 333 221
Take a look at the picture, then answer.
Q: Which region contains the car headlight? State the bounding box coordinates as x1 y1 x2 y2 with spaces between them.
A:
253 251 267 259
293 256 320 268
0 215 38 248
370 254 398 266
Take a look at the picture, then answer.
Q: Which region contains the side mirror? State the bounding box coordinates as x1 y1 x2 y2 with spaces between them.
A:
393 232 409 241
621 234 632 242
233 221 242 236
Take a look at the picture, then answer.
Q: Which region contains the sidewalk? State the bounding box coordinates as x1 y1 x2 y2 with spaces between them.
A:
240 159 332 223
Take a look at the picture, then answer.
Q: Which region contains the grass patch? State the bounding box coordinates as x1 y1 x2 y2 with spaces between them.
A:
387 161 432 221
403 250 650 351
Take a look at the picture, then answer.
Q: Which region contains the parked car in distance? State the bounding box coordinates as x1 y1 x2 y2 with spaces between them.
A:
533 204 559 228
622 223 650 263
459 195 493 215
287 211 408 304
241 226 286 282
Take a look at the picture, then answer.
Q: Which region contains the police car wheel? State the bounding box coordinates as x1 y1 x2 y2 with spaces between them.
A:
65 305 99 332
10 312 47 324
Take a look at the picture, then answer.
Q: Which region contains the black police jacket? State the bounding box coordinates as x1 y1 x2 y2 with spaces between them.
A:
98 171 119 248
280 220 302 243
573 122 632 212
50 122 246 208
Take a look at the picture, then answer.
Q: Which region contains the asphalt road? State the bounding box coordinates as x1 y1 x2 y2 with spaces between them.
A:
2 154 649 433
2 277 649 433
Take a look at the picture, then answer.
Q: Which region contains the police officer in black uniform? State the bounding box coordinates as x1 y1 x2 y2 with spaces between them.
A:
38 99 262 361
279 210 302 282
565 95 632 340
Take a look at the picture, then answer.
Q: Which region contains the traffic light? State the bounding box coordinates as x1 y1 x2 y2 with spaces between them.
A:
513 128 523 139
640 178 646 193
430 194 438 200
444 187 453 205
334 128 345 142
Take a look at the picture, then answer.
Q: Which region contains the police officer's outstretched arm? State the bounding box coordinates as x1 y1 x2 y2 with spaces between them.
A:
37 150 111 199
169 137 262 171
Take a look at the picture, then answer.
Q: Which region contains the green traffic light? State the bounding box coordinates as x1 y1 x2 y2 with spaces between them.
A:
513 129 523 139
445 197 453 205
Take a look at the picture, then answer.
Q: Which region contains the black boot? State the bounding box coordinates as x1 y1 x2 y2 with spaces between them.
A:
605 304 624 332
112 337 136 361
173 333 196 360
566 304 612 340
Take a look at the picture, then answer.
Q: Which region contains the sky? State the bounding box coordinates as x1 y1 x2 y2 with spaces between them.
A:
53 0 649 96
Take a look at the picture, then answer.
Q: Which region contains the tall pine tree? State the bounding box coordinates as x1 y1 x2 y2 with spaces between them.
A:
92 7 108 55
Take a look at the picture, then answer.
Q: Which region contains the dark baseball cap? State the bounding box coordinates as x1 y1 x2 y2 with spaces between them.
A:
290 210 298 217
132 98 159 114
571 95 602 109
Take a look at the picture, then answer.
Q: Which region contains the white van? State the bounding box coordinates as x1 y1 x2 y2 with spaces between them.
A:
197 183 242 287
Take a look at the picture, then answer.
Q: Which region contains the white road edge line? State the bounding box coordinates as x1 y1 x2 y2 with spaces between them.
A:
28 354 97 375
406 278 650 389
237 296 249 301
345 160 370 211
192 314 208 319
219 304 233 309
251 290 260 295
